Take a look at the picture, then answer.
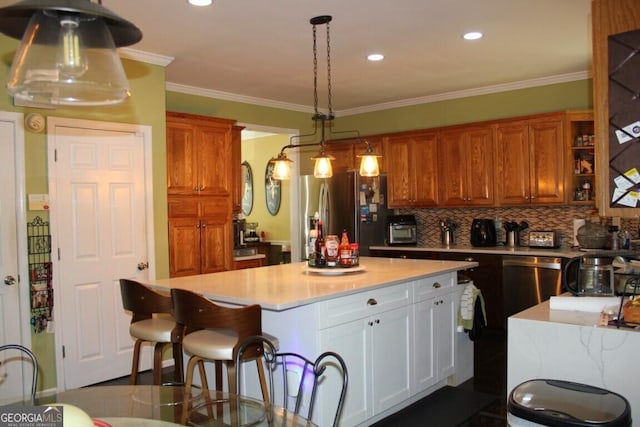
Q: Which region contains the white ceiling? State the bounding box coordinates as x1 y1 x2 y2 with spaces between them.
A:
0 0 594 115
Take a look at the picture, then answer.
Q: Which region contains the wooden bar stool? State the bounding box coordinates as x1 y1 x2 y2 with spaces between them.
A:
119 279 183 385
170 288 278 421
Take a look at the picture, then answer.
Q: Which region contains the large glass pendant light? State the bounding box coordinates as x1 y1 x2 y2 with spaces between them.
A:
0 0 142 106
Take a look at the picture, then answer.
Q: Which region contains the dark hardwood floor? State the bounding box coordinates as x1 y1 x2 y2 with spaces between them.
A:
94 328 508 426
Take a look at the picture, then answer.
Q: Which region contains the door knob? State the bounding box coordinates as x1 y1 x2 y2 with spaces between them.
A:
137 262 149 271
4 275 16 285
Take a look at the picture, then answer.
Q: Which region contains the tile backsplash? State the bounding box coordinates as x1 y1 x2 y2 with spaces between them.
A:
400 206 640 248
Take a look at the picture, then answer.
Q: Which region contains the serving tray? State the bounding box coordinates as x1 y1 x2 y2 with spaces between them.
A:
303 265 365 275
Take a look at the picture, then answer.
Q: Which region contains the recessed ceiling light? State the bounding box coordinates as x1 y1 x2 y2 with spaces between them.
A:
367 53 384 62
188 0 213 6
463 32 483 40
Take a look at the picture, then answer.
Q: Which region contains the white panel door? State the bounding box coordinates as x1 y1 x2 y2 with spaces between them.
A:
0 112 29 401
48 118 153 389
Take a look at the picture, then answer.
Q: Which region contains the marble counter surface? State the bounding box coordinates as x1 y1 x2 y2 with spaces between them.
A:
147 257 476 311
370 244 585 258
508 299 640 418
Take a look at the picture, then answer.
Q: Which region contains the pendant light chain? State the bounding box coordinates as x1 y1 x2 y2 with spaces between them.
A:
311 16 334 120
312 22 319 118
325 21 333 119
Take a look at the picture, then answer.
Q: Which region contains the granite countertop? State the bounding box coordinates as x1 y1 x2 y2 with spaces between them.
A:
512 296 639 332
370 244 587 258
147 257 477 311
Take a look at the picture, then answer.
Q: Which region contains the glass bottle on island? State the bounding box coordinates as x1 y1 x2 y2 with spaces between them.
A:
313 220 326 267
339 230 351 267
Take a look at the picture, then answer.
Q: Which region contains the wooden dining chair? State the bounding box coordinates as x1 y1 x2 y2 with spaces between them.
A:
119 279 183 385
0 344 38 403
170 288 278 423
234 335 349 427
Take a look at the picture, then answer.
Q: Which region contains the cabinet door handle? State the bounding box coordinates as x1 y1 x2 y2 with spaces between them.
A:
375 319 380 324
367 298 378 306
433 282 441 289
464 257 475 262
368 321 374 326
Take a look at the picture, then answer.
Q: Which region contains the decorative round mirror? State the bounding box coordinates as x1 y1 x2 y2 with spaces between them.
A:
265 161 281 216
241 161 253 216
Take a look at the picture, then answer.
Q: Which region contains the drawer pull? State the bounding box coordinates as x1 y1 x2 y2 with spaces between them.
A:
465 257 474 262
367 298 378 306
433 282 441 289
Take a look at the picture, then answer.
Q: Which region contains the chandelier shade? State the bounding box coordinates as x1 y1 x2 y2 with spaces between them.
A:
0 0 142 106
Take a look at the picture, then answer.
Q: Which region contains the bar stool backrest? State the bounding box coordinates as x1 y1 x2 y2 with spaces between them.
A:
0 344 38 403
235 335 349 427
119 278 173 322
170 288 263 360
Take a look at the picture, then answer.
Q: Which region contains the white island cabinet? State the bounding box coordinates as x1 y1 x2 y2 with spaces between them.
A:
147 257 477 427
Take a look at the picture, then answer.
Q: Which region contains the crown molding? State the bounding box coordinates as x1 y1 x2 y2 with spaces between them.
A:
166 70 592 116
339 70 592 116
165 82 314 114
119 48 174 66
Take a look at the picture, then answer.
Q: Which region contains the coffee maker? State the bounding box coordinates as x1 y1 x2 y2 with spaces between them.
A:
470 219 497 247
563 253 615 296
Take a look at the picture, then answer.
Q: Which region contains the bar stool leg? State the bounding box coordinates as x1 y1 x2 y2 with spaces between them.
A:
130 340 143 385
152 343 165 385
172 343 184 384
256 359 270 405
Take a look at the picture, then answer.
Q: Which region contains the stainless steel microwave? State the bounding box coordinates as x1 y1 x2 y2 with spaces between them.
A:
387 215 417 245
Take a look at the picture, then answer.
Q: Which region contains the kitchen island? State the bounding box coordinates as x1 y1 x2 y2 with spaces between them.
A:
508 299 640 419
147 257 477 427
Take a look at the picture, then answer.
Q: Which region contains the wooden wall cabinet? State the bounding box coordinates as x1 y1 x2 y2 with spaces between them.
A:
168 197 233 277
167 113 237 196
565 110 596 205
495 115 565 205
437 126 494 206
385 132 438 208
167 112 238 277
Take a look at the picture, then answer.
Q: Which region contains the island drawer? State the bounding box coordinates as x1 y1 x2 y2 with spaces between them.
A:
317 284 411 329
412 273 455 302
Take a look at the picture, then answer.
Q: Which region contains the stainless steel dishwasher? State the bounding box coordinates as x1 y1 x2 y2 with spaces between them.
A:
502 256 563 318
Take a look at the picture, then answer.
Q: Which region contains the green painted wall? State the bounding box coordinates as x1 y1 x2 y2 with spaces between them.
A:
335 79 593 134
241 134 292 242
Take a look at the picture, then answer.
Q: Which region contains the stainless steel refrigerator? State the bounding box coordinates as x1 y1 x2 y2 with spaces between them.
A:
299 171 394 260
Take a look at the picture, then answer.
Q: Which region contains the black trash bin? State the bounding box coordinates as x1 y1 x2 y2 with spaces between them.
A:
508 379 631 426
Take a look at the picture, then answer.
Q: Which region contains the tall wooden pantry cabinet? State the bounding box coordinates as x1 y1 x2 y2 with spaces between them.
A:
166 112 241 277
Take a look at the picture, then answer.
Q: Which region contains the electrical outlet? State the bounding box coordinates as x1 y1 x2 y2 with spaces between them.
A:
46 320 55 333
